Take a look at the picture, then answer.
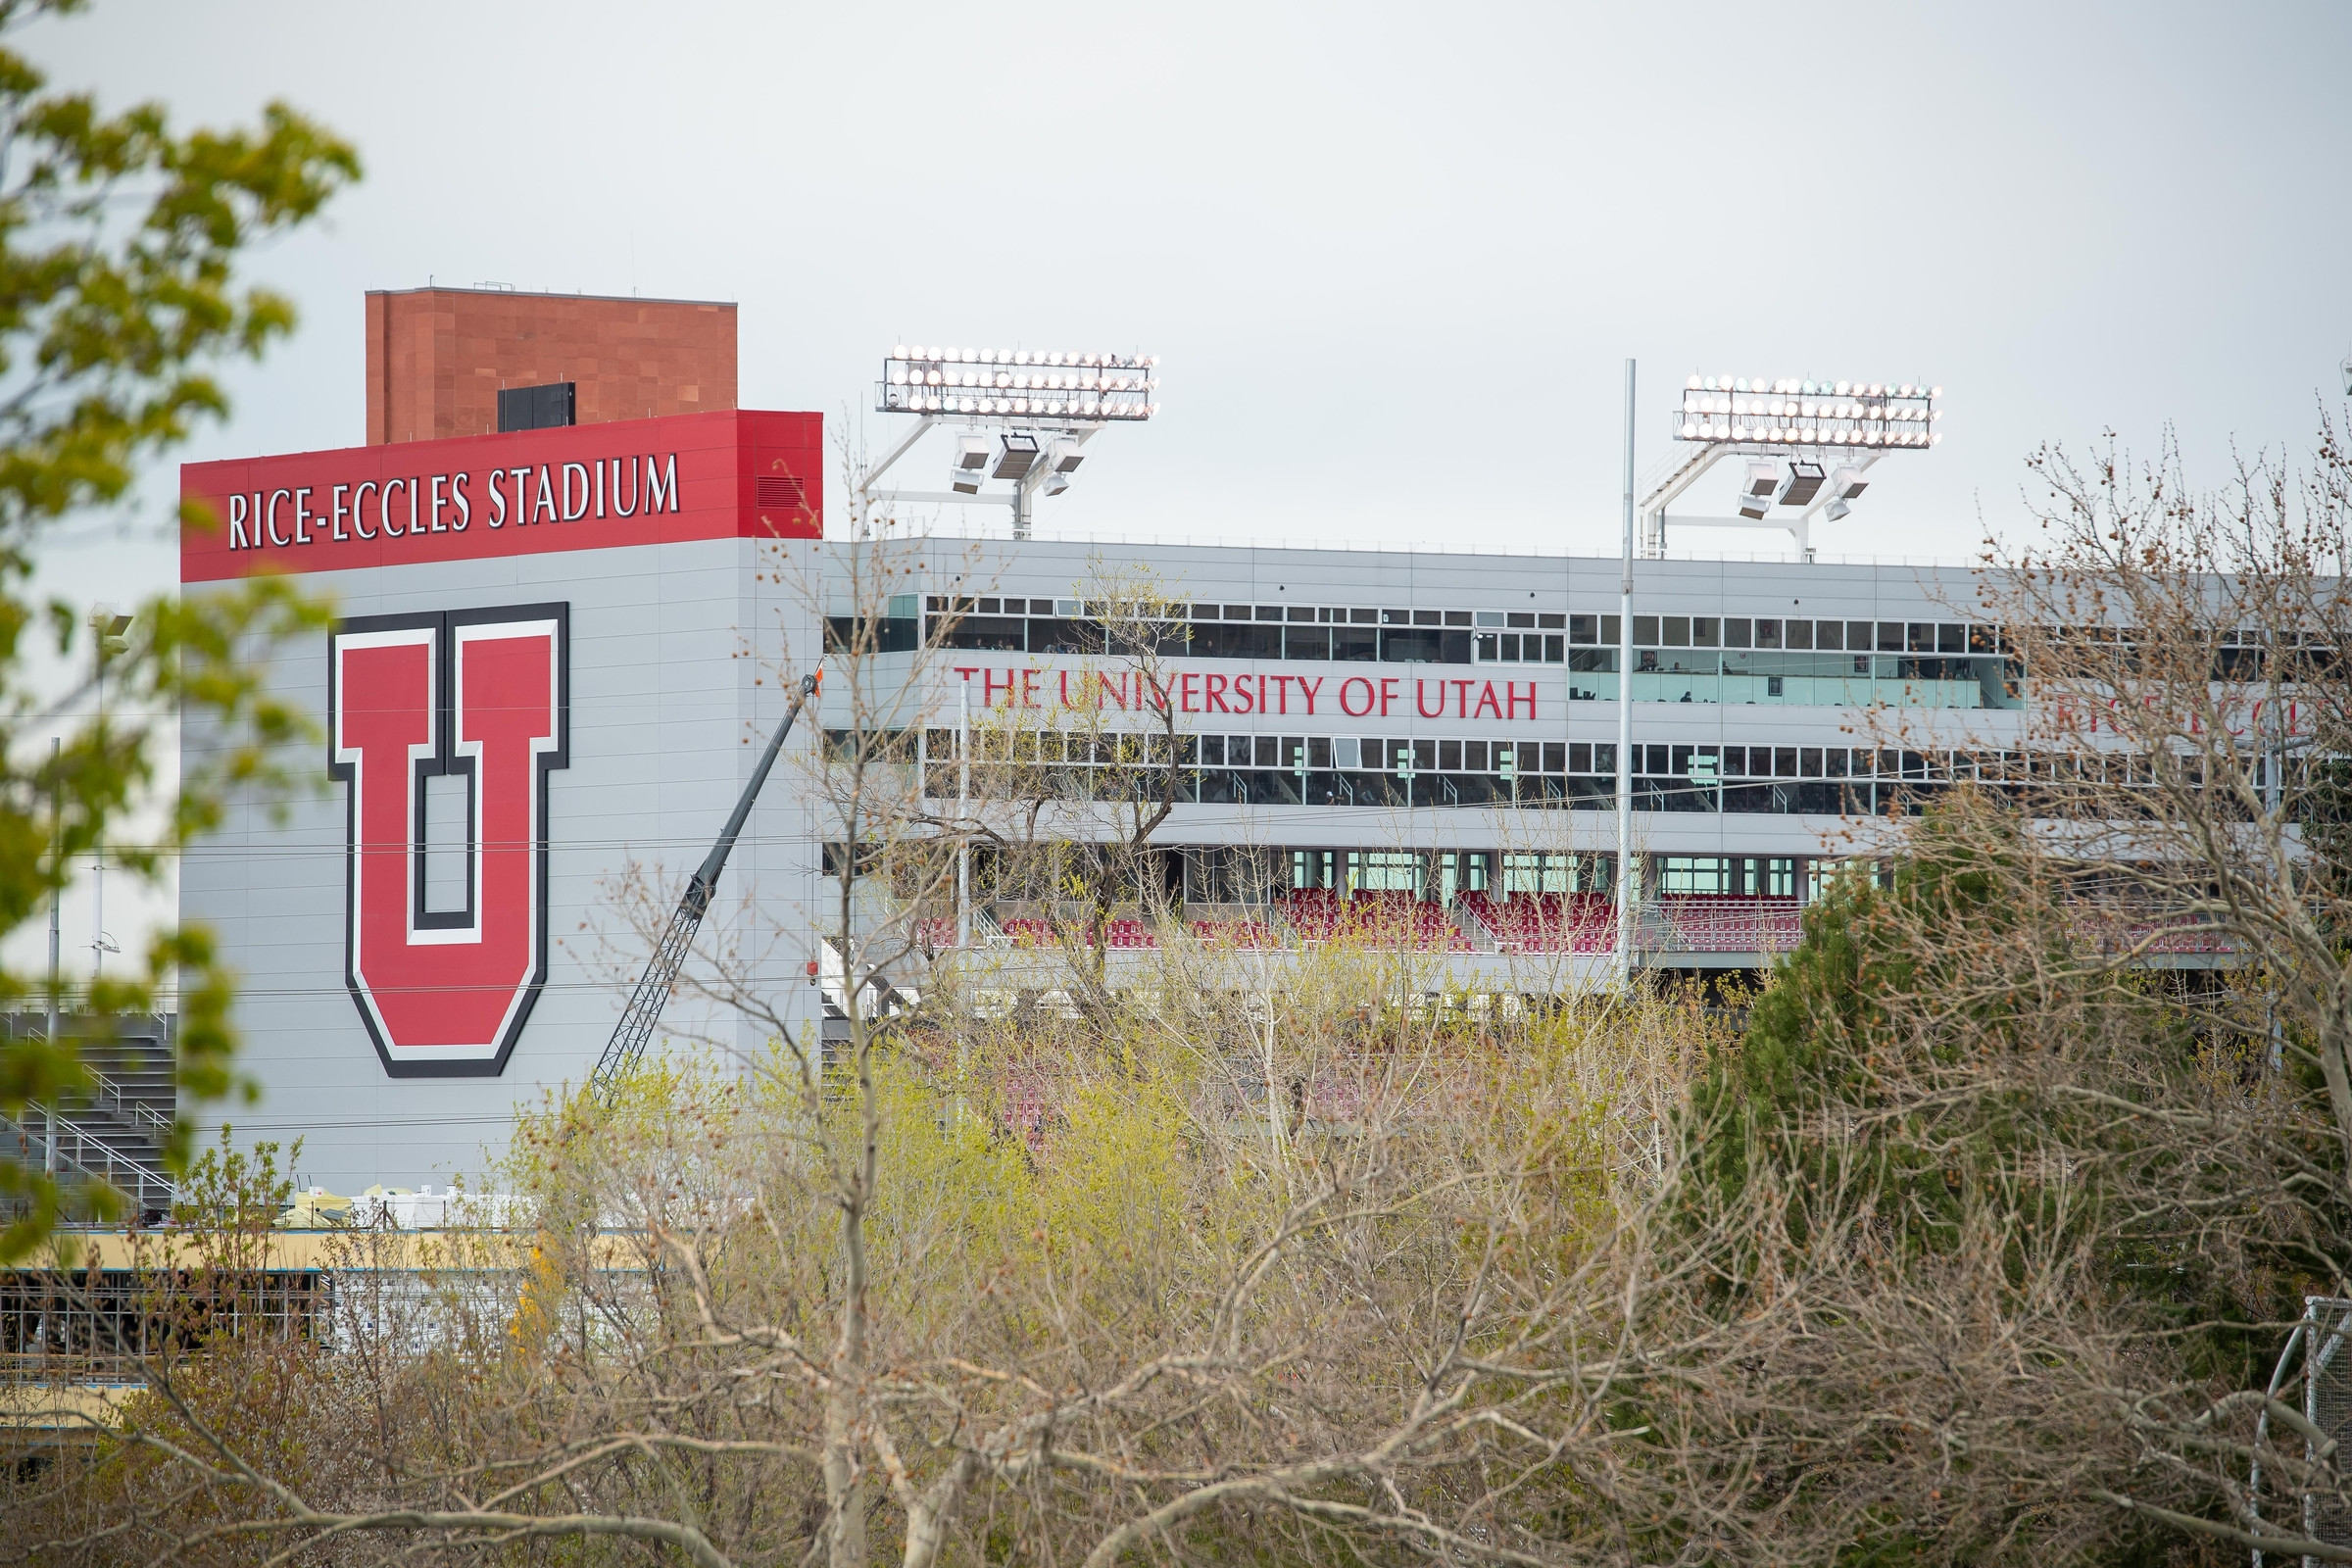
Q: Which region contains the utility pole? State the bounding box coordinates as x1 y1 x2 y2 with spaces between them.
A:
1615 360 1638 987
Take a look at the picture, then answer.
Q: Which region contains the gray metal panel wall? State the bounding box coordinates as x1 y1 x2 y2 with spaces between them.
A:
181 535 820 1192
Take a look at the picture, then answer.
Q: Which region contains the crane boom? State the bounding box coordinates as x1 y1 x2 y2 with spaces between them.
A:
589 671 820 1102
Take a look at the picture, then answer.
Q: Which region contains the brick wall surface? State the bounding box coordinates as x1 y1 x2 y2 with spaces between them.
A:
365 288 737 445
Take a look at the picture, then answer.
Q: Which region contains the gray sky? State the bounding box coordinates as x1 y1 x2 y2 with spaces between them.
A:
30 0 2352 579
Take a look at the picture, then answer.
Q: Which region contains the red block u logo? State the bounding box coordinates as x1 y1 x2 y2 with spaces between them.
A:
328 605 569 1077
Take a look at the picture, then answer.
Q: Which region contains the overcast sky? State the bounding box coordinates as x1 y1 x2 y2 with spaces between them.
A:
28 0 2352 586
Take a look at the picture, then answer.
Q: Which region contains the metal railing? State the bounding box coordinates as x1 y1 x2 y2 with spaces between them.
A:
3 1109 174 1215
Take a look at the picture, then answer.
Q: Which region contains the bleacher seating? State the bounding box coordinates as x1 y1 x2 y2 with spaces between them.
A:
995 916 1160 950
1280 889 1468 951
1458 892 1617 955
1655 895 1804 953
1000 917 1055 947
1192 919 1278 947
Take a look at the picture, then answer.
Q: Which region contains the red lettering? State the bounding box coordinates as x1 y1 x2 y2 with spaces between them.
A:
1206 673 1230 713
1102 672 1129 710
953 665 980 685
1378 677 1398 717
1475 681 1503 719
1181 671 1200 712
1340 676 1374 716
984 668 1012 708
1508 681 1536 719
1451 678 1474 717
1296 674 1322 715
1146 672 1174 716
1233 675 1256 714
1058 670 1074 707
1272 673 1293 713
1415 680 1446 718
1019 668 1039 708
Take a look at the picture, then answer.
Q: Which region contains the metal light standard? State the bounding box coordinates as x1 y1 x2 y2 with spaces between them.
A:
1615 361 1637 986
855 344 1160 539
1614 364 1948 984
1639 372 1944 559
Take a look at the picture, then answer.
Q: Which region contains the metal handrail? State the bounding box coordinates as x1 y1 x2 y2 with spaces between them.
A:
3 1108 174 1210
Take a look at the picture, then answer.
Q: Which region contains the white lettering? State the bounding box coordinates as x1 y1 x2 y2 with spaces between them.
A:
382 476 405 536
429 473 449 533
451 471 469 531
330 483 350 541
354 480 377 539
266 488 291 547
487 469 507 528
531 466 556 523
612 456 638 517
226 493 249 549
560 462 588 521
643 452 677 514
292 486 314 543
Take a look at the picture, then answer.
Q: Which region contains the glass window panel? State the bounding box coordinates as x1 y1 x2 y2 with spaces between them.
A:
1663 615 1690 646
1601 614 1621 644
1570 613 1597 644
1632 615 1658 645
1755 617 1782 649
1692 616 1720 647
1814 619 1842 650
1786 618 1813 650
1723 617 1751 648
1543 742 1565 772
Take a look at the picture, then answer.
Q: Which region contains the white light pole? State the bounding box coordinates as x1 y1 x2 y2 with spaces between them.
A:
956 680 971 951
1614 361 1637 987
856 343 1160 540
44 735 59 1173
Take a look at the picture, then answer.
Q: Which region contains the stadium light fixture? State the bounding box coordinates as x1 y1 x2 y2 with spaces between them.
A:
992 433 1040 481
858 341 1162 539
1643 368 1945 559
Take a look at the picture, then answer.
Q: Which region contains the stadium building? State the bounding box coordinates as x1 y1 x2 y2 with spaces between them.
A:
160 290 2034 1192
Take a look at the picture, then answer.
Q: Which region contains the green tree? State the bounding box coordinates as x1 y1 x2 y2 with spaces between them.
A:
0 0 357 1254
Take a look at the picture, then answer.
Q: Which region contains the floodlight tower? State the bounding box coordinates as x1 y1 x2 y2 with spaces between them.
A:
855 343 1161 539
1635 372 1944 559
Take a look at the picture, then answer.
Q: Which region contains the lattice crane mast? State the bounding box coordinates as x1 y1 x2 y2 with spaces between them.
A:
589 670 820 1103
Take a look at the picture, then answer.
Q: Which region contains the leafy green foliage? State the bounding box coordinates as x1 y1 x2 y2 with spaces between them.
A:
0 0 356 1255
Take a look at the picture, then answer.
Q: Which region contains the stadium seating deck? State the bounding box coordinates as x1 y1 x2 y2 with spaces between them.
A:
1280 889 1471 951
